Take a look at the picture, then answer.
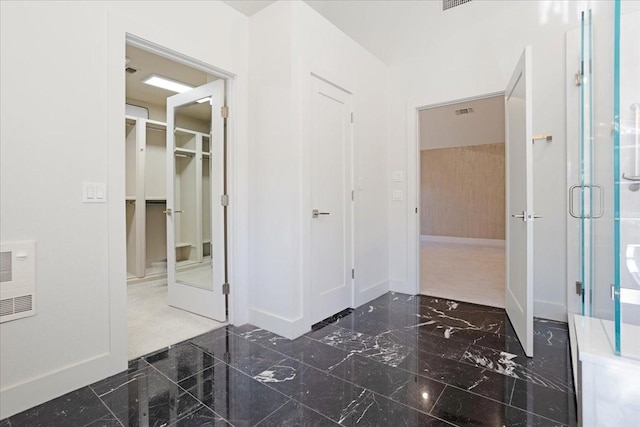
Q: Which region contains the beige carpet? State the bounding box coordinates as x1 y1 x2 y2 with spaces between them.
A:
420 240 505 308
127 279 226 360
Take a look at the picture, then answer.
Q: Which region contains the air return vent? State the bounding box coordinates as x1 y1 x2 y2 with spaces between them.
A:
455 107 474 115
0 241 37 323
443 0 473 11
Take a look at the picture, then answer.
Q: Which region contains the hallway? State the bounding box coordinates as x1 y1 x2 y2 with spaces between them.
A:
4 292 575 426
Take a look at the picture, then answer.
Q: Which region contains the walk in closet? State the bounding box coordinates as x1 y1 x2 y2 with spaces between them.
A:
125 115 212 283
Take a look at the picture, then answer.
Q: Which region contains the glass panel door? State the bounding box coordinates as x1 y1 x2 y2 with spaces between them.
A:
165 80 226 322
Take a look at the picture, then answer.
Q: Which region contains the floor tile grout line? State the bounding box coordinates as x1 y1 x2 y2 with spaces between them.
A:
89 386 126 427
147 359 236 426
427 385 448 416
252 400 291 426
508 377 517 406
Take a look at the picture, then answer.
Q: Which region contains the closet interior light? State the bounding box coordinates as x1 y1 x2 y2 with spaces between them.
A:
196 97 211 104
142 74 193 93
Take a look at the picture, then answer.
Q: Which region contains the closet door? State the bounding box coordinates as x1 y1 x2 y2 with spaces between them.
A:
166 80 226 321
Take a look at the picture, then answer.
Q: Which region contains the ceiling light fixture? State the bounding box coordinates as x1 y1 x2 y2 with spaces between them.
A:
142 74 193 94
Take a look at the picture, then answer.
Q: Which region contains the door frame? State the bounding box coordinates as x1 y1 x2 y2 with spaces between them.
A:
300 63 355 334
120 34 240 322
406 91 504 297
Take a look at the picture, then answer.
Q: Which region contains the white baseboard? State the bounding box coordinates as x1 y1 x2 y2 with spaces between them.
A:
421 235 505 247
389 279 417 296
248 308 308 340
0 352 121 419
354 280 389 307
534 300 567 322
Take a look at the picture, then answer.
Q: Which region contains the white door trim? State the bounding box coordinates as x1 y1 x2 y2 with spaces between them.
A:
118 33 240 332
405 91 504 297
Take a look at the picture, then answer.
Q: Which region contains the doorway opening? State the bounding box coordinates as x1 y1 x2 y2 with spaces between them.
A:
124 40 228 359
418 94 506 308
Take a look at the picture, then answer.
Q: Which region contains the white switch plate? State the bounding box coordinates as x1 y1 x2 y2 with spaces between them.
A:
83 182 107 203
392 171 403 182
392 190 403 201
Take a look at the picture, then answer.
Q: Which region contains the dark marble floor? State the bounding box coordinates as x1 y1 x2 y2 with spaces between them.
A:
2 292 576 426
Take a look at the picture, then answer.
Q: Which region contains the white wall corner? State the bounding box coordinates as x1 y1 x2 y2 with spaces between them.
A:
389 279 416 296
248 308 308 340
354 280 390 308
534 300 567 323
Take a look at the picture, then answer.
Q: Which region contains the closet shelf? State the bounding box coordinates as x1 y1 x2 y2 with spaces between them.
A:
125 196 135 201
145 197 166 202
175 242 192 249
174 148 196 156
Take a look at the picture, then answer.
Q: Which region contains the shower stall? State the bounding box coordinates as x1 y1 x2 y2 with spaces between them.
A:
567 0 640 424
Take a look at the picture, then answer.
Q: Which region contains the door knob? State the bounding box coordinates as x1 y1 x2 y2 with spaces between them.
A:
163 209 184 215
312 209 330 218
511 211 526 221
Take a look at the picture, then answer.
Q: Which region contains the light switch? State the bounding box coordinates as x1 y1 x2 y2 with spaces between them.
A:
83 182 107 203
392 190 403 201
392 171 403 182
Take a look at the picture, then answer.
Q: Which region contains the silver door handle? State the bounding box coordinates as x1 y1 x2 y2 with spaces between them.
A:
163 209 184 215
511 211 526 219
312 209 330 218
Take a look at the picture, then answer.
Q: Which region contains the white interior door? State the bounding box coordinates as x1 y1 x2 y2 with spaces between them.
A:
166 80 226 321
505 47 535 357
310 76 353 324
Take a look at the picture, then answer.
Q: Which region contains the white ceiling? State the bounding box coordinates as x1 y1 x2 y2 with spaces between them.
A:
223 0 276 16
223 1 474 65
419 95 505 150
125 45 214 121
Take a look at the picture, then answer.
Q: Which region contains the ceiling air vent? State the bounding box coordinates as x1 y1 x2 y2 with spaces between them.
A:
126 67 138 74
443 0 473 11
455 107 474 115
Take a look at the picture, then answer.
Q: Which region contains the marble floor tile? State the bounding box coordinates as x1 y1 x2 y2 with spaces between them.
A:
190 332 287 376
431 386 565 427
339 392 453 426
328 353 446 414
7 387 112 427
172 406 232 426
400 348 515 403
461 345 573 392
255 400 339 426
2 292 577 427
510 379 577 425
179 363 289 427
253 358 370 424
318 327 411 367
98 366 202 427
144 341 217 383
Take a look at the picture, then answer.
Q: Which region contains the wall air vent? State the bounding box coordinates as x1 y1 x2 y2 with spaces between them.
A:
455 107 474 115
443 0 473 11
0 241 37 323
125 67 138 74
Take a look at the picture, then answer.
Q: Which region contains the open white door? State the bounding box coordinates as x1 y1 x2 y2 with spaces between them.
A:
166 80 226 321
505 47 534 357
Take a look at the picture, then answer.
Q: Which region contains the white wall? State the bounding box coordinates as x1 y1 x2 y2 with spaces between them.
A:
388 0 621 321
0 1 249 418
419 95 504 150
248 1 389 338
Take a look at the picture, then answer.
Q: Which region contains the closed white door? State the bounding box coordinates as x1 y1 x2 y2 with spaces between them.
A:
310 76 353 324
505 47 535 357
166 80 226 321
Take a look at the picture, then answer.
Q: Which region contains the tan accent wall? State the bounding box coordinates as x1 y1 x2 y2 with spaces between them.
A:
420 143 505 239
